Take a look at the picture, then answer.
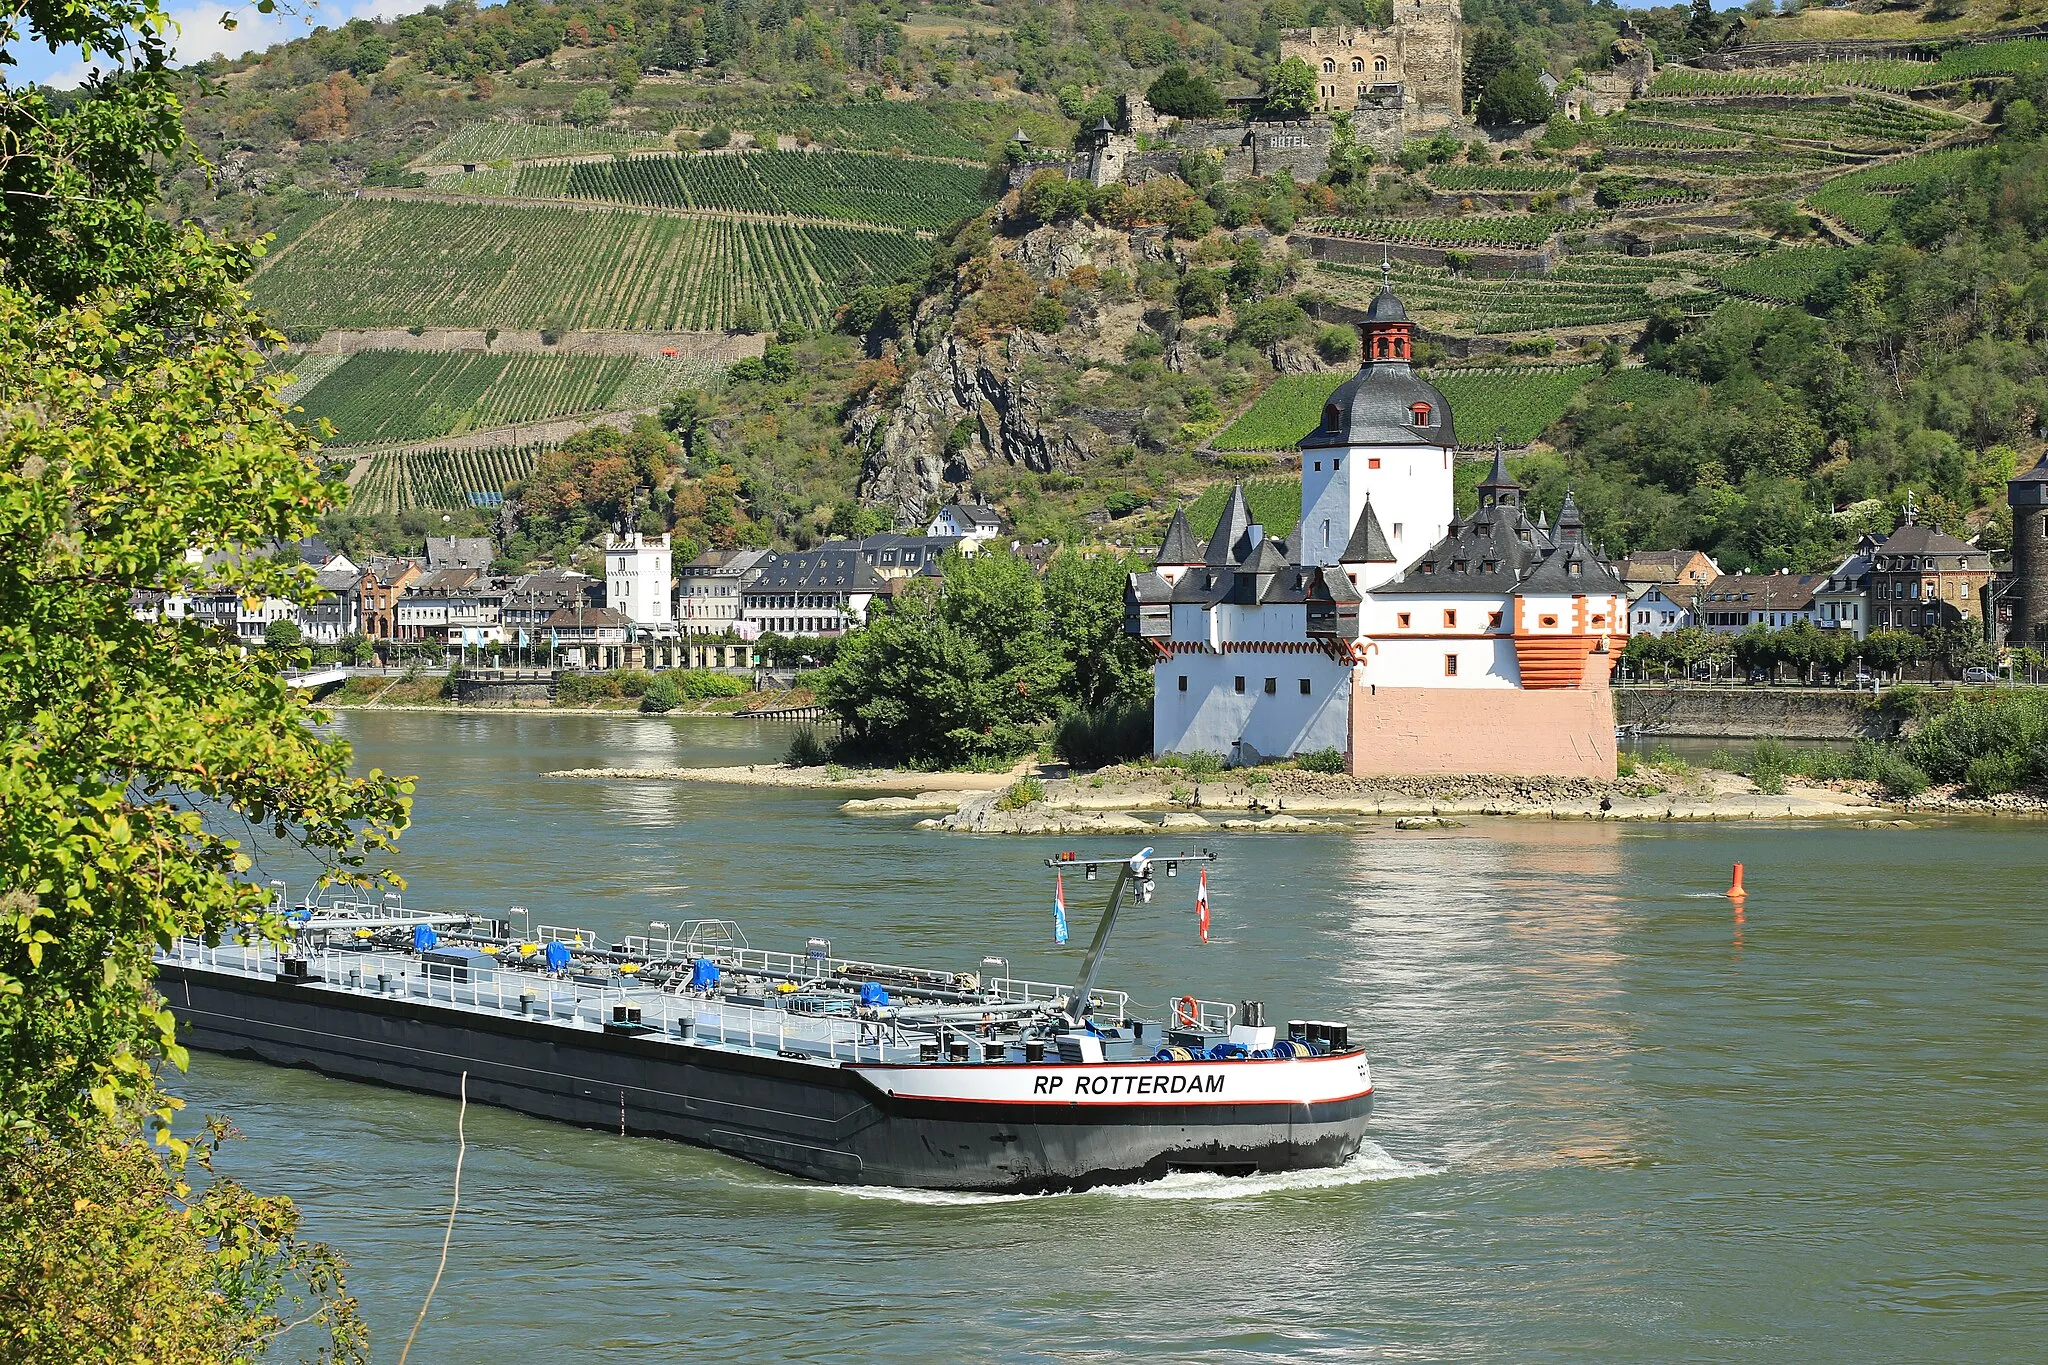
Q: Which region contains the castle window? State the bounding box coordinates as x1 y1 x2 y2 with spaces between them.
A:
1481 560 1497 574
1393 522 1402 539
1300 678 1312 695
1234 676 1245 694
1359 84 1371 99
1323 58 1335 73
1592 614 1606 626
1488 611 1503 628
1178 675 1188 692
1444 654 1458 677
1367 457 1379 469
1410 403 1433 426
1420 562 1434 575
1264 677 1277 695
1540 614 1558 628
1443 609 1457 629
1351 57 1364 73
1398 612 1412 627
1375 55 1389 72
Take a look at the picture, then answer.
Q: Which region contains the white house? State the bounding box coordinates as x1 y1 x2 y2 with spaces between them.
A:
1815 536 1876 639
605 531 675 637
1125 275 1627 779
1628 585 1693 637
741 547 889 638
928 504 1006 549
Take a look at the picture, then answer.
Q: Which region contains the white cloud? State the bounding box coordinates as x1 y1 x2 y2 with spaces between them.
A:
16 0 491 89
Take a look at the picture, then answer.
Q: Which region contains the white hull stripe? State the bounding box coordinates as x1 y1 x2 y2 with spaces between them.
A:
849 1054 1372 1107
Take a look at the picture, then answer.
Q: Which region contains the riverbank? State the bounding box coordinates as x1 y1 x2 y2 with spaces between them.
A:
325 676 816 719
530 759 2030 828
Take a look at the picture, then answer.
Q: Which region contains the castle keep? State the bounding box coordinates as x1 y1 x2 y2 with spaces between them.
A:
1280 2 1464 136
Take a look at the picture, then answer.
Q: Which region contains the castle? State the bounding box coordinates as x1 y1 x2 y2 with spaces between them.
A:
1279 2 1465 138
1123 276 1627 779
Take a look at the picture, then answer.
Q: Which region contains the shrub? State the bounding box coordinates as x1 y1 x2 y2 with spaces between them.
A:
1296 746 1345 774
1747 738 1789 795
640 674 683 712
1053 703 1152 769
786 725 828 767
994 776 1045 810
1148 65 1225 119
1906 689 2048 787
1863 746 1930 798
1152 749 1225 777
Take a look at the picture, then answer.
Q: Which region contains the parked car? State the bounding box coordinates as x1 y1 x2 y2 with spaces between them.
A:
1746 668 1772 684
1851 672 1878 691
1962 666 1997 684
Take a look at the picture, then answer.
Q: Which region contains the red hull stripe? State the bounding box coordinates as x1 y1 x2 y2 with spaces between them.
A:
871 1087 1374 1108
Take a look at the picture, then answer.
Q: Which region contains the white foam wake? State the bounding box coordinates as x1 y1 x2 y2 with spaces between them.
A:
754 1142 1437 1207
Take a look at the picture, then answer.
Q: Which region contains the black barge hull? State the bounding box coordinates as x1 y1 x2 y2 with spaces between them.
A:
162 965 1373 1192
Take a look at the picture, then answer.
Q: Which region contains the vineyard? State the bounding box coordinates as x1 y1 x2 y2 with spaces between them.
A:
272 352 348 405
295 351 641 445
697 102 988 159
1187 477 1302 538
1718 247 1877 304
1629 95 1966 149
559 149 991 229
1212 367 1597 451
1317 258 1711 335
1804 147 1977 236
353 445 546 515
1424 164 1579 193
251 200 927 331
1305 211 1601 249
1593 366 1700 406
425 121 670 164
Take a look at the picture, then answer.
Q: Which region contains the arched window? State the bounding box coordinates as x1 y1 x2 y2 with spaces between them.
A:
1351 57 1364 73
1322 402 1341 431
1322 57 1335 74
1375 55 1388 73
1410 402 1433 427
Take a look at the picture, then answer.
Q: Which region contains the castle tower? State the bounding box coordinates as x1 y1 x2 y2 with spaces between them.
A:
2009 452 2048 643
605 531 673 631
1296 265 1455 572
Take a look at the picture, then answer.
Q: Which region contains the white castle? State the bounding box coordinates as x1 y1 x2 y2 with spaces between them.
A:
1124 277 1626 778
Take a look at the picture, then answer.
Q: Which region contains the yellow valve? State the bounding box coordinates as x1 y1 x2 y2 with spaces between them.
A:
355 929 374 939
620 962 641 974
776 981 799 994
479 945 500 955
519 943 540 956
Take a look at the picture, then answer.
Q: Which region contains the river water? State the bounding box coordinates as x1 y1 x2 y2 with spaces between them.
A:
175 712 2046 1362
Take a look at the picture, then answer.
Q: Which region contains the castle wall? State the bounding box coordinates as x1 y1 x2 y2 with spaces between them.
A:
1249 121 1334 180
1281 3 1462 123
1153 649 1354 762
1348 677 1618 778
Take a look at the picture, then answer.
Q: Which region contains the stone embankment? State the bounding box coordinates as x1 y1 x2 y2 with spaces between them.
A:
1614 686 1899 740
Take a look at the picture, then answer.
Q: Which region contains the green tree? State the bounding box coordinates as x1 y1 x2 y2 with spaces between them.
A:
1262 56 1320 118
1477 68 1554 126
1 0 406 1351
1147 65 1225 118
568 87 613 126
1042 548 1154 712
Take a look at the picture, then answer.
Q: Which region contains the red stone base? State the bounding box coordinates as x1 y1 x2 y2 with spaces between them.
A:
1348 682 1618 779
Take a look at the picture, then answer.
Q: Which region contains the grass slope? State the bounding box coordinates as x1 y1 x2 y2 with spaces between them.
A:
1213 367 1597 452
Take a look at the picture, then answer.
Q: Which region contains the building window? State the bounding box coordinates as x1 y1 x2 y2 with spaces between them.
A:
1234 676 1245 694
1397 612 1412 628
1323 58 1335 73
1367 457 1380 469
1444 654 1458 677
1300 679 1311 695
1351 56 1364 72
1540 614 1558 628
1178 675 1188 692
1443 609 1457 629
1592 614 1606 627
1488 611 1503 629
1332 458 1342 471
1264 677 1277 695
1375 55 1388 72
1313 460 1322 471
1393 522 1403 539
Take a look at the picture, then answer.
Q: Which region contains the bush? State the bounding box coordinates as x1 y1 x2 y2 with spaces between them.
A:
1296 746 1345 774
1747 738 1789 795
1148 65 1225 119
1151 749 1225 777
1905 689 2048 788
994 775 1046 810
1862 745 1930 799
1053 703 1152 769
786 725 828 767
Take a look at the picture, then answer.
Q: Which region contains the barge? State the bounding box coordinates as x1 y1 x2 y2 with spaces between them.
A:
158 850 1373 1192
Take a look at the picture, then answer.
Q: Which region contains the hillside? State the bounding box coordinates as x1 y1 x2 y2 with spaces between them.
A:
78 0 2041 575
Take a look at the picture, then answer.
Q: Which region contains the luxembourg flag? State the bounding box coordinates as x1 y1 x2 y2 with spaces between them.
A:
1053 872 1070 945
1196 867 1210 945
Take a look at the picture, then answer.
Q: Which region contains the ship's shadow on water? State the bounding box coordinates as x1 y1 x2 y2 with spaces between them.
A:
747 1141 1442 1207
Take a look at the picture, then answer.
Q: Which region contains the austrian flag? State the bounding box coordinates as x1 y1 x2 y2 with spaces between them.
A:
1196 866 1210 944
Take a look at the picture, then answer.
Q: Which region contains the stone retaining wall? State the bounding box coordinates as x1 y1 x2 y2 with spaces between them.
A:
1615 686 1898 740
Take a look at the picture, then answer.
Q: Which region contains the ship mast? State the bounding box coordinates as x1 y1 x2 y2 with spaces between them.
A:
1047 848 1217 1027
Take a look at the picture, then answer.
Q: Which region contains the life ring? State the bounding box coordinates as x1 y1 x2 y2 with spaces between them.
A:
1173 995 1200 1028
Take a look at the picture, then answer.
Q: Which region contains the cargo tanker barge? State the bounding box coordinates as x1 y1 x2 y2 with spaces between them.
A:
157 849 1373 1192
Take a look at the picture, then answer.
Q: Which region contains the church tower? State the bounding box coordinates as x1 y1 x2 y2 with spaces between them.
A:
2009 451 2048 643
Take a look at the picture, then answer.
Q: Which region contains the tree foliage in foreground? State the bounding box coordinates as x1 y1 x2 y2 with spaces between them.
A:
2 0 406 1356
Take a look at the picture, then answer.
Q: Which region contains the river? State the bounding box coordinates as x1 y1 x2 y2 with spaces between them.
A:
175 711 2047 1361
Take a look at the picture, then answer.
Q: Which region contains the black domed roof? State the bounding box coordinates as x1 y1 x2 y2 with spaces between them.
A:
1300 363 1455 451
1363 287 1408 323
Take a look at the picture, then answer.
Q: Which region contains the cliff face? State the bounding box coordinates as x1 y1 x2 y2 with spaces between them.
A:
850 220 1153 525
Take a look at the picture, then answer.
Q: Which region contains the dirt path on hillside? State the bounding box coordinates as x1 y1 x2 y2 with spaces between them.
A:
353 186 939 238
303 327 764 360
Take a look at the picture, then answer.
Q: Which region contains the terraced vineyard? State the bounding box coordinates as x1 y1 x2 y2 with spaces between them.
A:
1424 164 1578 192
1718 246 1877 304
296 351 640 445
1630 95 1966 148
426 121 670 164
1188 477 1303 537
353 445 547 515
560 149 991 229
1213 366 1598 451
1307 211 1601 248
704 102 989 159
251 200 926 331
1805 147 1978 236
1594 366 1701 406
1317 258 1710 335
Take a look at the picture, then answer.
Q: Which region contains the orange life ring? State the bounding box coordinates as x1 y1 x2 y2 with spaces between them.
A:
1173 995 1200 1029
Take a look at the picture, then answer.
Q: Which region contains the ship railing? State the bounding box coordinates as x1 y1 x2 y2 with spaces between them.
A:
990 977 1130 1025
533 924 598 949
1167 997 1238 1034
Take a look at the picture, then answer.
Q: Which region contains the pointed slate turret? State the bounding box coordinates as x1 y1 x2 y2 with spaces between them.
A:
1154 504 1199 566
1341 494 1396 564
1476 437 1521 510
1203 483 1254 566
1557 492 1585 546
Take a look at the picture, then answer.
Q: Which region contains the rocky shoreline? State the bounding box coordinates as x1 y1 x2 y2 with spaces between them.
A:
522 760 2041 830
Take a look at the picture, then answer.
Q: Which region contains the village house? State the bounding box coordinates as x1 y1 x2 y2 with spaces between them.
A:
424 535 497 572
354 556 423 642
676 548 771 635
1864 500 1994 635
1815 536 1877 640
543 604 632 670
927 505 1007 551
1613 549 1720 597
1125 275 1627 778
742 547 889 638
394 567 483 641
1693 572 1824 633
1627 585 1694 637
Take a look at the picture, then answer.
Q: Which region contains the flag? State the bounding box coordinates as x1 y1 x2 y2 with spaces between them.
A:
1196 867 1210 945
1053 872 1069 945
